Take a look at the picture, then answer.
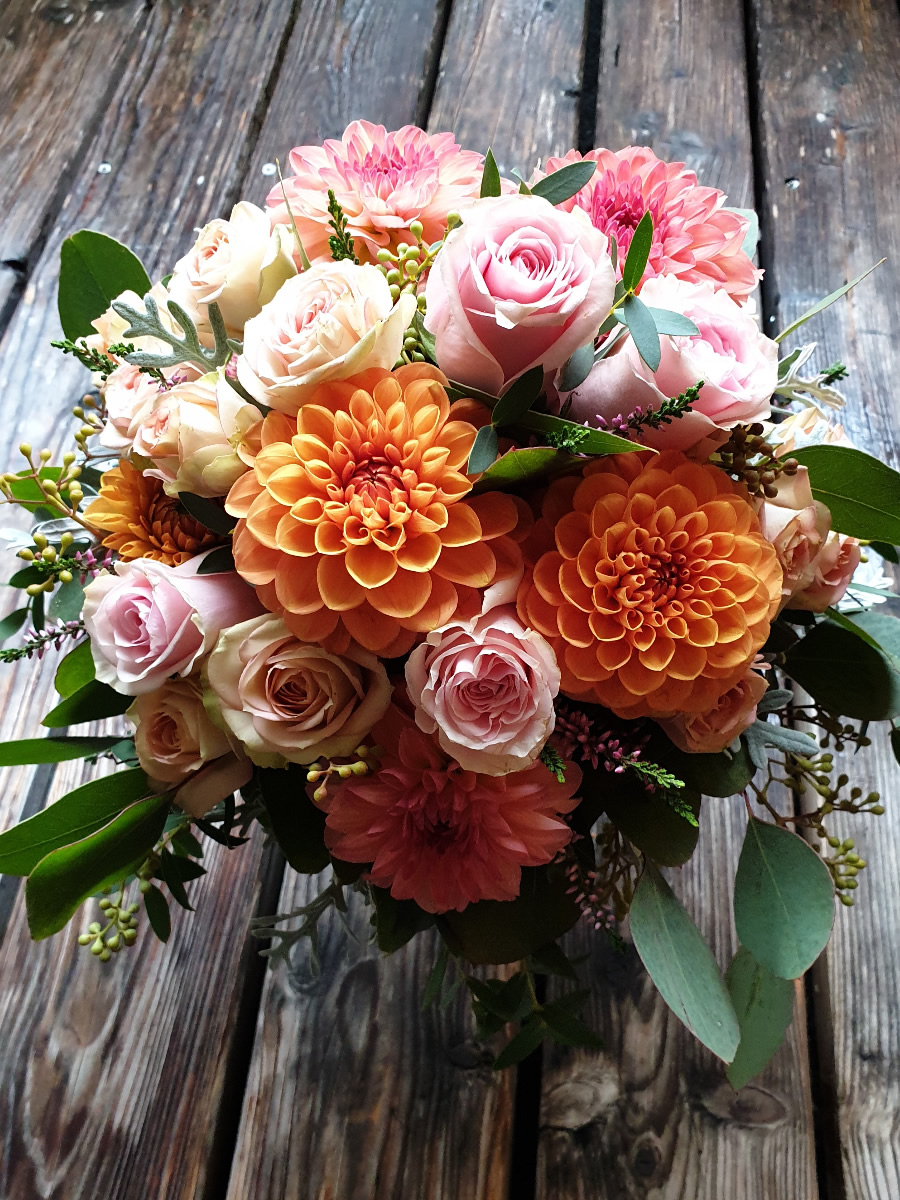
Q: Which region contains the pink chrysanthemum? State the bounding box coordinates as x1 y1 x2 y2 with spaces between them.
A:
539 146 760 300
322 706 581 913
267 120 485 264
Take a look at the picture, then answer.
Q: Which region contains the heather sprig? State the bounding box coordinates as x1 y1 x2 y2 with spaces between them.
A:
597 380 703 438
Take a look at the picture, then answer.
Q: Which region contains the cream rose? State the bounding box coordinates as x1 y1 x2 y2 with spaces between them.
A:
204 614 392 767
168 201 296 341
129 676 251 817
661 671 768 754
405 605 560 775
99 362 162 452
83 552 263 695
236 261 417 414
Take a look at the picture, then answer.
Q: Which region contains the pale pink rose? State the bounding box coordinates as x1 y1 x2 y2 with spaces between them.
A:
128 675 251 816
534 146 760 299
99 362 163 452
405 604 560 775
554 275 776 451
791 532 861 612
266 120 485 264
84 282 173 358
236 261 416 415
760 468 831 609
424 195 615 396
83 551 262 695
204 613 392 767
168 201 296 341
661 671 768 754
133 372 258 497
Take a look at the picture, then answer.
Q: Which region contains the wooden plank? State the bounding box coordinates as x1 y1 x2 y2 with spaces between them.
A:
537 2 820 1195
0 0 149 276
427 0 586 175
227 4 587 1193
751 3 900 1196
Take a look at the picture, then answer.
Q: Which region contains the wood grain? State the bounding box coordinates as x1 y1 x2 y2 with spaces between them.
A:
427 0 586 176
537 2 820 1194
752 2 900 1196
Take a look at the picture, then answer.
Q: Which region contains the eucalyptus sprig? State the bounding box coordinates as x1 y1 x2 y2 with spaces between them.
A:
111 295 241 373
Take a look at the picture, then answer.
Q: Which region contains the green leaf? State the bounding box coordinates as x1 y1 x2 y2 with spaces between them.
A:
491 366 544 427
743 719 819 762
25 791 168 939
467 972 532 1022
790 445 900 543
480 148 502 198
558 342 596 392
726 946 795 1090
630 862 740 1062
8 565 44 589
0 735 125 769
422 943 450 1008
492 1017 546 1069
621 211 654 292
58 230 152 341
144 884 171 942
595 768 701 866
644 307 700 337
472 447 575 492
891 726 900 768
725 207 760 258
6 468 66 514
370 886 433 952
540 1003 603 1049
437 865 580 965
48 578 86 623
178 493 234 536
775 261 882 344
529 941 579 980
467 424 500 474
783 617 900 720
171 828 204 859
518 411 642 456
196 544 236 575
871 540 899 564
0 766 149 876
31 589 45 633
159 848 195 910
258 766 330 874
733 818 834 979
621 294 661 371
54 639 95 697
0 608 28 644
531 160 596 205
42 679 133 727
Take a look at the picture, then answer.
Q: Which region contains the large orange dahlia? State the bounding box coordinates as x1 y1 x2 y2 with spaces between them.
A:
226 364 524 655
516 451 782 719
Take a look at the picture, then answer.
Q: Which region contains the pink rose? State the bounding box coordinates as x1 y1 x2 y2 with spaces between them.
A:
128 676 251 817
661 671 768 754
760 469 831 609
424 195 615 396
405 605 560 775
83 551 263 695
554 275 777 450
204 614 392 767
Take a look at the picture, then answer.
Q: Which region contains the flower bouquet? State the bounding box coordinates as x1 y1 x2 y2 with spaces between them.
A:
0 121 894 1081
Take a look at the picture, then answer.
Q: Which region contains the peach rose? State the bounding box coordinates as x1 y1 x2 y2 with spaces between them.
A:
133 372 259 498
236 261 417 414
791 532 861 612
555 275 777 450
204 613 392 767
83 551 262 695
760 468 832 609
424 194 615 396
99 362 163 452
660 671 768 754
128 676 251 817
405 604 560 775
168 201 296 341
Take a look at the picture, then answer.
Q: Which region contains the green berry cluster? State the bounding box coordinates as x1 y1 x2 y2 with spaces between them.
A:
78 893 139 960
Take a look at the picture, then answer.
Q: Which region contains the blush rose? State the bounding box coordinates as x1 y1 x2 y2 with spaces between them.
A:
204 613 392 767
424 194 615 396
660 671 768 754
405 605 560 775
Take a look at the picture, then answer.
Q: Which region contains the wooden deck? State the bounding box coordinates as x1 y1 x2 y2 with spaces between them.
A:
0 1 898 1196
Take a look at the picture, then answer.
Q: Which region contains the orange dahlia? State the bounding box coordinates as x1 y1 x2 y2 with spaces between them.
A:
226 364 525 656
84 460 221 566
516 451 782 719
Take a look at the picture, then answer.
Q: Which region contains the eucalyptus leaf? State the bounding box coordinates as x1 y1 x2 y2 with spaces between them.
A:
491 366 544 427
643 727 756 798
196 545 236 575
726 946 794 1090
621 294 661 371
630 862 740 1062
531 160 596 205
621 212 654 293
790 445 900 543
594 768 701 866
775 261 882 344
144 884 171 943
733 819 834 979
178 493 234 536
42 679 132 727
48 578 86 624
370 886 433 952
467 424 500 474
58 230 152 341
480 148 502 198
784 617 900 720
725 207 760 258
644 307 700 337
558 342 596 392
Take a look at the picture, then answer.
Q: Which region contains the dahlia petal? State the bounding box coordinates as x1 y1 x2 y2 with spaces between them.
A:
396 532 443 572
402 573 458 632
283 606 341 644
433 541 496 587
466 492 521 540
225 471 262 518
274 514 319 556
232 529 279 584
366 568 432 618
274 557 324 615
317 555 366 610
345 543 398 588
342 602 407 652
440 502 483 546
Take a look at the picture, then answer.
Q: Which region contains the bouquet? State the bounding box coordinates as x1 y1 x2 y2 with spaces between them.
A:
0 121 894 1082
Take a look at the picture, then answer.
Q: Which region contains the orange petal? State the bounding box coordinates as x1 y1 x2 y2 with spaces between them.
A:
226 471 262 518
466 492 520 540
432 541 496 587
341 602 404 653
275 514 318 556
367 568 432 618
283 606 340 644
402 574 458 632
317 555 365 611
232 528 279 585
345 543 398 588
274 556 324 615
246 495 287 548
440 503 483 547
396 532 443 573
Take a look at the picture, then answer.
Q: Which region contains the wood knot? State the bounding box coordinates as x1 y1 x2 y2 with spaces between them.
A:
700 1081 789 1128
541 1065 619 1131
631 1135 663 1181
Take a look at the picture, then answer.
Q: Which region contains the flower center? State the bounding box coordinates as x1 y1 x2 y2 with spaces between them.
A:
394 770 477 854
343 139 435 200
586 174 667 262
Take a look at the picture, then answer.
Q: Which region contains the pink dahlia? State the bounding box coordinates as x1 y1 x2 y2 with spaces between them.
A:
266 120 485 264
322 706 581 913
539 146 760 300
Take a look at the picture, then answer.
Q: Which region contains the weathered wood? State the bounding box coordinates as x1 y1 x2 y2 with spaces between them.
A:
0 0 149 281
537 3 820 1195
751 2 900 1196
427 0 586 176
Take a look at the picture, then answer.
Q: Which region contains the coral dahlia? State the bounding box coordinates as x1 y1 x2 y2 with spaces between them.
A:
267 120 485 264
84 460 221 566
226 364 525 656
539 146 760 300
322 705 581 913
516 451 782 719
